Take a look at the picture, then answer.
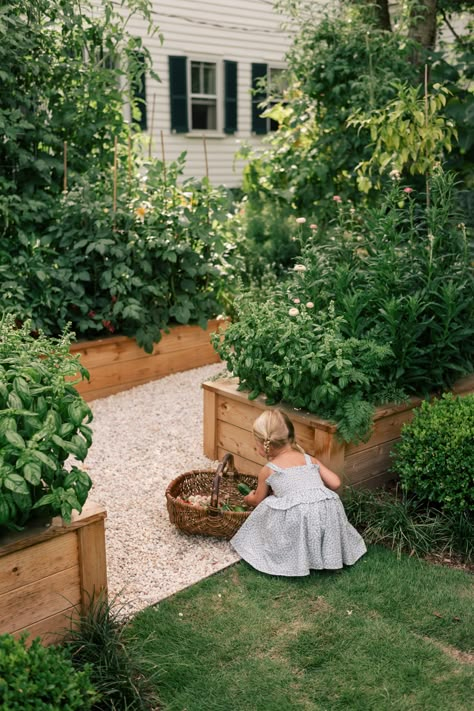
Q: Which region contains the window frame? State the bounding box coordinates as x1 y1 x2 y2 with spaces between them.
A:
266 63 287 133
186 55 223 134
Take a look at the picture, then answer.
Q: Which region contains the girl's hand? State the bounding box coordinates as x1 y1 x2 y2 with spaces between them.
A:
243 492 255 506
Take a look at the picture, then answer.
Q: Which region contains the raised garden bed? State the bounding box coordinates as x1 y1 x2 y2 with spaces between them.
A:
203 375 474 488
0 501 107 646
71 319 226 401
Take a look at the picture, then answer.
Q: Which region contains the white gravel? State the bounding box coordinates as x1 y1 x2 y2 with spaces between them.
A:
83 363 240 617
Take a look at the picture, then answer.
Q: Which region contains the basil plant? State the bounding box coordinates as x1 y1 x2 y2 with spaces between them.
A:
0 316 93 529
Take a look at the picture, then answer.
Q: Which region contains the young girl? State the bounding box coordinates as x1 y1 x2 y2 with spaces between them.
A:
230 409 366 576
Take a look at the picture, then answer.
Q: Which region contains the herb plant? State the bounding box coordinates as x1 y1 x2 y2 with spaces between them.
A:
212 169 473 443
0 317 93 528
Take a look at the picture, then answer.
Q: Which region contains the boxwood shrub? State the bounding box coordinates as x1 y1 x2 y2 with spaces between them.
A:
391 393 474 514
0 634 98 710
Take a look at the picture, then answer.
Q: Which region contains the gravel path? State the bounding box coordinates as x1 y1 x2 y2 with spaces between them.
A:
84 363 240 617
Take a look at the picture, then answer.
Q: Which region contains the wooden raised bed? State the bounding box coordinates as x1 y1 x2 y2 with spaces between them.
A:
0 501 107 646
203 375 474 489
71 318 226 401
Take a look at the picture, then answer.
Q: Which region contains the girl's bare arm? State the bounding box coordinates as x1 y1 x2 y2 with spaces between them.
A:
312 457 341 491
244 466 271 506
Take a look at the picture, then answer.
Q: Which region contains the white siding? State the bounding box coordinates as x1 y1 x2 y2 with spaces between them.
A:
124 0 296 186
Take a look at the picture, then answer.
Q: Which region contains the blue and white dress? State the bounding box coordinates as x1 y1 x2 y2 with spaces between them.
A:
230 453 367 576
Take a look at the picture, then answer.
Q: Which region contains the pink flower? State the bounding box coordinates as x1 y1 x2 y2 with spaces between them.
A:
295 217 306 224
306 302 314 309
333 195 342 203
403 187 414 194
293 298 301 304
310 224 318 230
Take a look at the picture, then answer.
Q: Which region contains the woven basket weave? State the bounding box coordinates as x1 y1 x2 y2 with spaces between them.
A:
165 453 258 539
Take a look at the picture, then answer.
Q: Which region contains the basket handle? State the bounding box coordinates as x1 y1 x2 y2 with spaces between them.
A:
209 453 237 511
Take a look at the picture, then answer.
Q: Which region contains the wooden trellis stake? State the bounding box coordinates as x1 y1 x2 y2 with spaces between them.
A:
148 94 156 160
160 129 167 184
203 134 209 181
113 136 118 231
63 141 68 192
424 64 430 211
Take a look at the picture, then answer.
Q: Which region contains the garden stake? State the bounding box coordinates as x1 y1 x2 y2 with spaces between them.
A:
203 134 209 180
148 93 156 159
128 133 132 193
424 64 430 211
161 129 167 184
63 141 68 192
113 135 118 232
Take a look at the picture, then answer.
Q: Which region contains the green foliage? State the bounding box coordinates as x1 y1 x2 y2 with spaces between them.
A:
0 316 92 528
343 486 474 563
298 169 474 393
0 0 157 235
65 593 160 710
212 169 473 442
0 633 98 710
41 155 235 351
213 298 392 444
392 393 474 514
0 0 234 350
348 81 457 192
240 3 420 219
0 151 237 352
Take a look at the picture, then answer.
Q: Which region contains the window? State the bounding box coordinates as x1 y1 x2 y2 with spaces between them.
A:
190 61 217 130
251 63 287 135
267 66 288 132
169 56 237 135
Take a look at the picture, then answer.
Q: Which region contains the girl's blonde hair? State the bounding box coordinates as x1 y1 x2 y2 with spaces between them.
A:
253 409 304 457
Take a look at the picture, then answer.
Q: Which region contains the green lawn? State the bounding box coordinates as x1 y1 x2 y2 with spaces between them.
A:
131 546 474 711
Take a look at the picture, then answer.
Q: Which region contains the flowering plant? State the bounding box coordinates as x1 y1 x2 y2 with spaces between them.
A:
212 170 473 442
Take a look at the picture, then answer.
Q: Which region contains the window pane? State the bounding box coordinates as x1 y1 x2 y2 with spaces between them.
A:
203 64 216 95
191 62 201 93
191 99 217 130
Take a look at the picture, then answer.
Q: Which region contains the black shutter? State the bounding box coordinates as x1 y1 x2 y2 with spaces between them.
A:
251 63 268 135
131 50 147 131
169 56 188 133
224 60 237 134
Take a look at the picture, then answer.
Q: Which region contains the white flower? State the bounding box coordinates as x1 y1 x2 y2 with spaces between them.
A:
389 169 401 180
293 264 307 272
288 307 299 316
295 217 306 224
306 302 314 308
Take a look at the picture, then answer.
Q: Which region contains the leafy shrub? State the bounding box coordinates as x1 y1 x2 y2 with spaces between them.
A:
213 298 393 444
213 169 473 442
2 154 238 353
65 593 160 710
298 170 474 394
0 316 92 528
391 393 474 515
0 633 98 710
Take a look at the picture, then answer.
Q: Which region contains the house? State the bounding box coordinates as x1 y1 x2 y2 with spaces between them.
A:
124 0 294 187
122 1 472 188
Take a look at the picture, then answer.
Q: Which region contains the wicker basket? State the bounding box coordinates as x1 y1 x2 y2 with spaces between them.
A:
165 453 258 539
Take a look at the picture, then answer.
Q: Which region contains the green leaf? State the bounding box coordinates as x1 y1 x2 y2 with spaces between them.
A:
23 461 42 486
4 473 30 496
30 449 57 470
4 430 26 449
